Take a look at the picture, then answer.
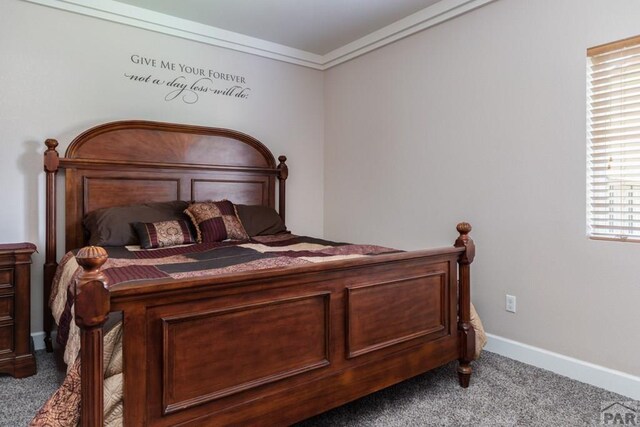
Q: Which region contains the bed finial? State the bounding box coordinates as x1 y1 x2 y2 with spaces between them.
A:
455 222 474 265
74 246 110 427
75 246 109 329
456 221 471 235
278 155 288 180
277 155 288 223
44 139 59 160
43 139 60 352
76 246 109 275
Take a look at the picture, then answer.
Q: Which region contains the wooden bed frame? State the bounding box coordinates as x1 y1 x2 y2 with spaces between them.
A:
42 120 476 426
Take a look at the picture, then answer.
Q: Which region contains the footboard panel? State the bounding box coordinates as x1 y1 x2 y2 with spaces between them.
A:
345 262 450 359
161 292 330 414
110 249 465 426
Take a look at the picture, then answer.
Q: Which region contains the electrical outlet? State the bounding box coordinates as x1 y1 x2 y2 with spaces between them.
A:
506 294 516 313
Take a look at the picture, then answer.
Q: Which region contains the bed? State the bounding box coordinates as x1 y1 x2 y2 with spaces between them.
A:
40 120 479 426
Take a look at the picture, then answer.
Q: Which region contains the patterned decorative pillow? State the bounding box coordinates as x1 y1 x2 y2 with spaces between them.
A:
184 200 249 243
133 220 196 249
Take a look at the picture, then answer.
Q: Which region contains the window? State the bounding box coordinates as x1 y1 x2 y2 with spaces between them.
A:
587 35 640 241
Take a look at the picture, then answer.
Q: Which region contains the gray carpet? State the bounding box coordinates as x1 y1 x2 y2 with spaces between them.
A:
296 352 627 426
0 350 628 426
0 350 65 426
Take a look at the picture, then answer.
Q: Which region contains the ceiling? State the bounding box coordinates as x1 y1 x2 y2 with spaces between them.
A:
114 0 441 55
25 0 495 69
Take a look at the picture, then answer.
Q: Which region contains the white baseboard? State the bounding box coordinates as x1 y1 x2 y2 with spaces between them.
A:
485 333 640 400
31 331 50 351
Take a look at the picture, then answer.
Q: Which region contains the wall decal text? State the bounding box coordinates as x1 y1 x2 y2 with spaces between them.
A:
124 54 251 104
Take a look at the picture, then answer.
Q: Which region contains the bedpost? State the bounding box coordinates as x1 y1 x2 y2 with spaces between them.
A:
43 139 59 352
74 246 109 427
454 222 475 388
277 155 288 223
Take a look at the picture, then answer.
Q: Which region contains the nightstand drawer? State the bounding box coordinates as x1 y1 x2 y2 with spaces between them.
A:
0 243 35 377
0 295 12 321
0 269 13 290
0 324 13 354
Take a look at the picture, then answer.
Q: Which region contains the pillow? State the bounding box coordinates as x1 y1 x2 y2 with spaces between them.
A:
184 200 249 243
235 204 287 237
133 220 196 249
83 201 190 246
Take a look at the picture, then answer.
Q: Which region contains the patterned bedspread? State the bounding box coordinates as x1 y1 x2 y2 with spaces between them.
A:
51 234 398 363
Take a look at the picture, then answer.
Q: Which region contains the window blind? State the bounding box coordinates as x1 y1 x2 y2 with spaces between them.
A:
588 35 640 241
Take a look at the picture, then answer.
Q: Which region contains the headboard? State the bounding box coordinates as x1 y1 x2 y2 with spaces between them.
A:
44 120 287 251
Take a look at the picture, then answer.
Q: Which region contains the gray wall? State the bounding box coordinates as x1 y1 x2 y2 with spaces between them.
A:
324 0 640 376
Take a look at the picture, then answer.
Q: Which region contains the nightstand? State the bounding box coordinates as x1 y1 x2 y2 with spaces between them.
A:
0 243 37 378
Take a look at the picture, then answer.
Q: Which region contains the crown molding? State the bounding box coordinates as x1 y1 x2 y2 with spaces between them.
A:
23 0 496 70
23 0 325 69
323 0 496 69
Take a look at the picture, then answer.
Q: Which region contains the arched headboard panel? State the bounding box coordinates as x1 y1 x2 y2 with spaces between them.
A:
66 120 276 169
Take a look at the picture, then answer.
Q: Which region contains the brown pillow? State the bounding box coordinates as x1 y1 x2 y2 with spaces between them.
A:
184 200 249 243
83 201 190 246
235 204 287 237
133 220 196 249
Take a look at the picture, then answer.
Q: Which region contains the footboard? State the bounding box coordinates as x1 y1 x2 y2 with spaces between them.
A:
73 224 475 426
